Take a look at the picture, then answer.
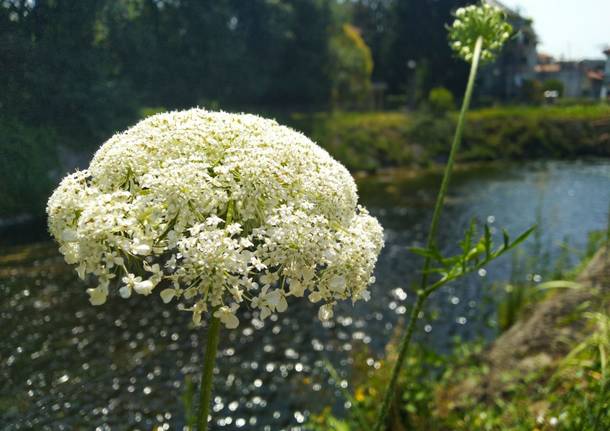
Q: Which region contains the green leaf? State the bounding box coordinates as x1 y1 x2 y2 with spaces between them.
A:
423 223 536 295
408 245 445 265
484 224 492 258
509 225 537 250
460 219 477 255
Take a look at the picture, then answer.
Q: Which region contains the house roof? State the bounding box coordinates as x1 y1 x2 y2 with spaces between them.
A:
535 63 561 73
537 52 554 64
587 70 604 81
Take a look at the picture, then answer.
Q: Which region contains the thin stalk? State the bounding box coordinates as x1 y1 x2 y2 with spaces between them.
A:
420 35 483 290
196 201 234 430
197 315 221 431
373 36 483 431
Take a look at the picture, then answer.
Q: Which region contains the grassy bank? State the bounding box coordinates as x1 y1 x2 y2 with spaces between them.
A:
291 105 610 171
308 231 610 431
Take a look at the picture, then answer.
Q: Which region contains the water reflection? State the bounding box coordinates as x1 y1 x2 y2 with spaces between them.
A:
1 160 609 429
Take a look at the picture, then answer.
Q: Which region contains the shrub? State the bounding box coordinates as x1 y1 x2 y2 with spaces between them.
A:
428 87 455 114
542 79 564 98
520 79 544 104
291 112 413 171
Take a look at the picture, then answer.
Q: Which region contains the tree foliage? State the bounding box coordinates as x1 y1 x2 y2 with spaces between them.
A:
330 24 374 109
1 0 479 146
383 0 475 101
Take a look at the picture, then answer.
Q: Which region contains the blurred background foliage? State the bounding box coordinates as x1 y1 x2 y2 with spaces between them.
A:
0 0 472 141
0 0 476 140
1 0 609 220
0 0 478 220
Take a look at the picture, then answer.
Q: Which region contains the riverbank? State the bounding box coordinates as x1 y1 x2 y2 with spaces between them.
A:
309 240 610 430
291 104 610 171
2 105 610 219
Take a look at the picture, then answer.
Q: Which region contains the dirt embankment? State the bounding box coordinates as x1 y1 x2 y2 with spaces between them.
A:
440 247 609 406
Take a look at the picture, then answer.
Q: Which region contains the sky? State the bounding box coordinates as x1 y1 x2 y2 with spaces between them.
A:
501 0 610 60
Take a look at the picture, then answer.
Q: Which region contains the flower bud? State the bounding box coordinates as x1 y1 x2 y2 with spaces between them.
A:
448 4 513 63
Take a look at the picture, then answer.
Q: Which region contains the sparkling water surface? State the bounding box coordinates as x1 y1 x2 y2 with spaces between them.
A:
1 160 609 430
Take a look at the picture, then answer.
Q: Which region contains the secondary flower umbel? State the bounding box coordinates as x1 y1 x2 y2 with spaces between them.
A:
449 3 513 63
47 109 384 328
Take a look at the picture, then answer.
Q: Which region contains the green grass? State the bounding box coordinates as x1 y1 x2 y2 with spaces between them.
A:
469 104 610 121
308 302 610 431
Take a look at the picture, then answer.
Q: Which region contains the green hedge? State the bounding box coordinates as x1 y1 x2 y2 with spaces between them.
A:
290 112 414 171
291 105 610 171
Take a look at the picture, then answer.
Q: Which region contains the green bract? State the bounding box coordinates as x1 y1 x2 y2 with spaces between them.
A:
449 3 513 63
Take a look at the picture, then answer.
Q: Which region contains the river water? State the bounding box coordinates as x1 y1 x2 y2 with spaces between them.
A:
1 160 609 430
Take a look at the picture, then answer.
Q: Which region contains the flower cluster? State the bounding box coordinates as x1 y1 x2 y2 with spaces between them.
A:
449 3 513 63
47 109 384 328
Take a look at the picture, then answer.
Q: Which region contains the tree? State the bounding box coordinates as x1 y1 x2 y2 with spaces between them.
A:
0 0 134 142
384 0 475 103
330 24 374 109
350 0 394 82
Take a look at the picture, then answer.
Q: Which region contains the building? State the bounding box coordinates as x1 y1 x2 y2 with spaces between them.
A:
602 48 610 100
479 3 608 103
479 0 538 101
535 55 606 100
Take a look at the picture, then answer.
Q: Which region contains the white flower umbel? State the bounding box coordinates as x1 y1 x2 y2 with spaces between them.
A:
47 109 384 328
449 3 513 63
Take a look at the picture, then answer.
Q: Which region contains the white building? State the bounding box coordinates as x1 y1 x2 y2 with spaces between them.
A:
602 48 610 100
479 0 538 100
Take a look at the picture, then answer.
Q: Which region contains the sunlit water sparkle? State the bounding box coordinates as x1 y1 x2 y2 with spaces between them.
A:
1 160 609 430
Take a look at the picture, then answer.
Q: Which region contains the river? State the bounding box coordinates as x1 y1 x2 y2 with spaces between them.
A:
1 159 609 430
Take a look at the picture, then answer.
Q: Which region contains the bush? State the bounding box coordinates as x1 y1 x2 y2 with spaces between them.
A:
290 112 414 171
520 79 544 104
139 106 167 119
428 87 455 114
542 79 564 98
330 24 374 110
0 119 60 217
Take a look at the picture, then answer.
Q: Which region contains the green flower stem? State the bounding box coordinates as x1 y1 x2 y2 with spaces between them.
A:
197 315 221 431
197 201 234 430
421 35 483 290
373 35 483 431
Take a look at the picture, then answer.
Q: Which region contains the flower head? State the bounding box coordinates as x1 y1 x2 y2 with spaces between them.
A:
47 109 384 328
449 3 513 63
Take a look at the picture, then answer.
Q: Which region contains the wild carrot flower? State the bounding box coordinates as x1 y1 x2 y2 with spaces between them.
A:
47 109 384 328
449 3 513 63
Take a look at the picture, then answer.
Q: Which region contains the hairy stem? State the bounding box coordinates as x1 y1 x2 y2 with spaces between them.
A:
197 315 221 431
373 35 483 431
